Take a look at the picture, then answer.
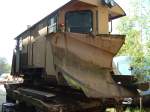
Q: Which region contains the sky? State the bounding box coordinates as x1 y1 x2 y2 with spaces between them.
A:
0 0 128 64
0 0 69 64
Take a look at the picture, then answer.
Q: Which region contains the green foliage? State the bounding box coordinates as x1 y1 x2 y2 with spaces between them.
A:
117 17 143 56
0 57 10 75
117 17 144 80
117 0 150 81
142 41 150 81
125 107 149 112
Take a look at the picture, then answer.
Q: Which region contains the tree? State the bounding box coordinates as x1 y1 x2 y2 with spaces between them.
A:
117 17 145 81
117 0 150 81
0 57 11 75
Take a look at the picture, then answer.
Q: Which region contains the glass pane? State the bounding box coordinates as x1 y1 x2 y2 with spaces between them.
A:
48 15 57 33
66 11 92 33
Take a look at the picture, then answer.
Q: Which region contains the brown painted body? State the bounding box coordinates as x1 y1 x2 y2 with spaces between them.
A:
11 0 139 99
46 32 137 98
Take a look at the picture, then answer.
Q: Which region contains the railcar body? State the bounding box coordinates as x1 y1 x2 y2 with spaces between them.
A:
11 0 138 99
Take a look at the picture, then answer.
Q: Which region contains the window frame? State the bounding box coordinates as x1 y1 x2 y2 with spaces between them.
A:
48 14 58 33
65 10 93 34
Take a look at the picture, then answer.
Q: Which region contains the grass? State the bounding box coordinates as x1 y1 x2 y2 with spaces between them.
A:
125 108 150 112
106 108 150 112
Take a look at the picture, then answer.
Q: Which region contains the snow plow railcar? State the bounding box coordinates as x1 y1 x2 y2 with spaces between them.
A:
6 0 145 112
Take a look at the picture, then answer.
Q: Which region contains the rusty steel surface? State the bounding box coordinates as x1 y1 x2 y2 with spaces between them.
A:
6 87 102 112
46 32 138 98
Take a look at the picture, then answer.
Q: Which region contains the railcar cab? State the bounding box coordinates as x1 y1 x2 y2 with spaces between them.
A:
12 0 126 77
55 0 126 35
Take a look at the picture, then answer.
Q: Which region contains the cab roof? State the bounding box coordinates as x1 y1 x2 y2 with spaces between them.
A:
15 0 125 40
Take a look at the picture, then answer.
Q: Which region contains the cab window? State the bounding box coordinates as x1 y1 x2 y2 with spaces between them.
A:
65 10 93 33
48 14 57 33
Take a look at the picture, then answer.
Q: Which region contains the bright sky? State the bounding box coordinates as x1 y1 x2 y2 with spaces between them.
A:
0 0 69 64
0 0 127 64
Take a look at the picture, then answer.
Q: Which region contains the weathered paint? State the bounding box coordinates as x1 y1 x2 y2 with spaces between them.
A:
11 0 138 99
46 32 138 98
